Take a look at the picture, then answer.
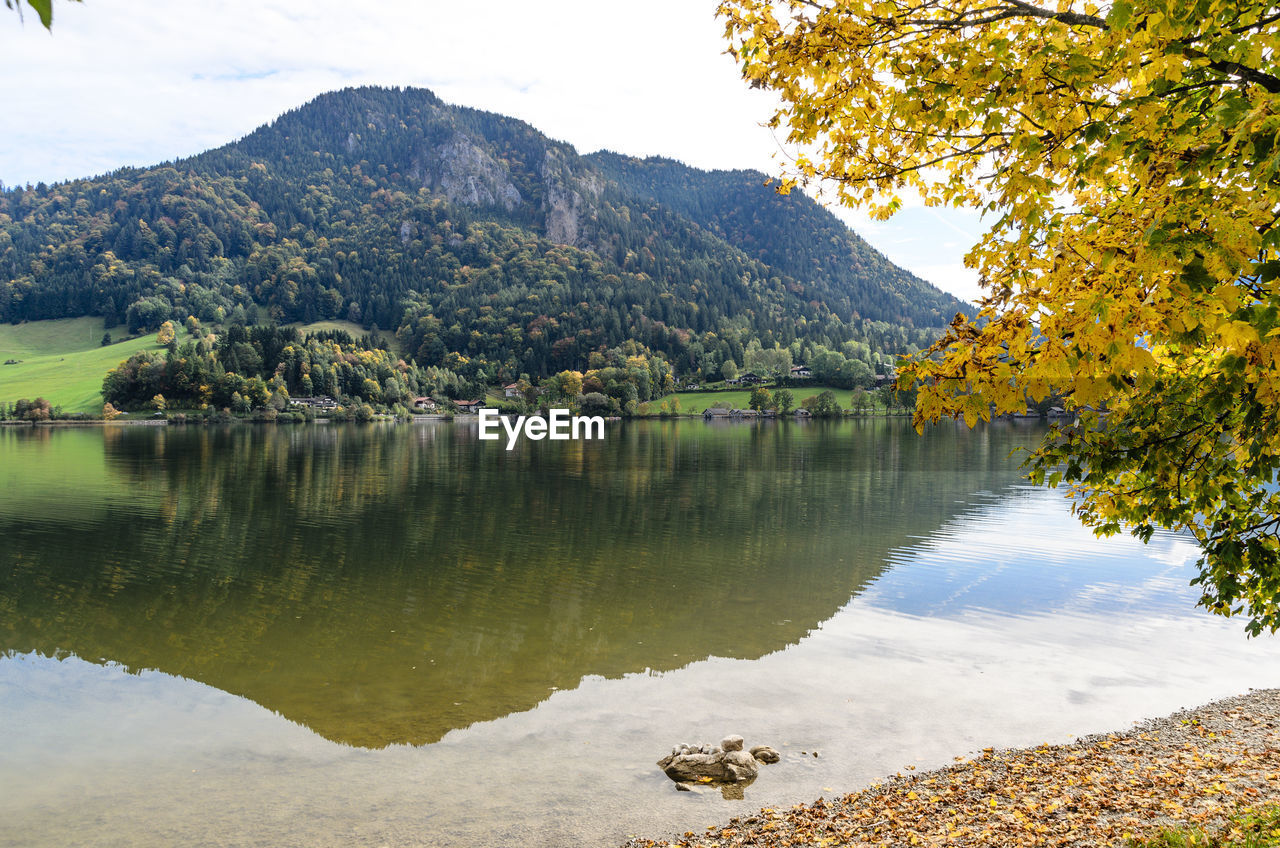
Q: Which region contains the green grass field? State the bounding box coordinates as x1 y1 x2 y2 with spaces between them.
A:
0 318 177 414
285 320 404 354
639 385 879 415
285 319 370 338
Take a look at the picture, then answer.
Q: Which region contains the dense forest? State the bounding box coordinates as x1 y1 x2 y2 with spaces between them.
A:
0 86 969 385
94 321 675 416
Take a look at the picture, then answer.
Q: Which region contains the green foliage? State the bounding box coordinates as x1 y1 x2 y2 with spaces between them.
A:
5 0 79 29
745 341 793 382
748 385 772 411
773 388 794 414
101 323 471 412
579 392 614 415
804 390 841 418
589 151 965 329
1 86 955 385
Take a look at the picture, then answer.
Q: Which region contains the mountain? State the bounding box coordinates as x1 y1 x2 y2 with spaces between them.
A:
0 86 968 381
585 151 959 329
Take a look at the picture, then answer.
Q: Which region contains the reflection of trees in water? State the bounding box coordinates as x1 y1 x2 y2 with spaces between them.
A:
1 420 1043 747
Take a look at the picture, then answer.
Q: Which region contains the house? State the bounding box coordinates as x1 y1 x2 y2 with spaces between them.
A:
733 408 759 418
790 365 813 379
454 399 484 414
872 373 896 388
412 396 438 412
739 372 765 385
288 396 338 410
703 407 733 419
503 383 522 398
794 407 812 418
724 376 741 386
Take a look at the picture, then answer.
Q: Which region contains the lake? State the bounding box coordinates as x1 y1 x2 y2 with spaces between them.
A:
1 419 1278 847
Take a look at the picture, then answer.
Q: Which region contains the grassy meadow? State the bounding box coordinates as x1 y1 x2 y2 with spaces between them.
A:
0 318 394 416
0 318 178 414
638 385 879 415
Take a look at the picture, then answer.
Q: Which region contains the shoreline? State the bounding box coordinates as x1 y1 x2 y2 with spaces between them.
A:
0 412 917 428
625 689 1280 847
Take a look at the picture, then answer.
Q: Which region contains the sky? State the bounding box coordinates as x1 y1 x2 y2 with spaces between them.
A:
1 0 984 301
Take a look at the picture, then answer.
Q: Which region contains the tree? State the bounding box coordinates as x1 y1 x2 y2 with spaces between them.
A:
721 359 739 383
14 397 51 421
579 391 615 415
721 0 1280 633
156 321 176 346
748 386 772 411
101 402 121 421
150 394 166 411
745 343 792 382
803 390 841 418
556 370 583 398
849 388 870 415
774 388 795 414
100 332 111 347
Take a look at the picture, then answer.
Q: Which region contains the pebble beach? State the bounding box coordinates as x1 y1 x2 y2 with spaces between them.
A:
624 689 1280 848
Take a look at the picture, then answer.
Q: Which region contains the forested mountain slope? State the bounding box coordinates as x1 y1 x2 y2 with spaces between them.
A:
587 151 963 329
0 86 968 381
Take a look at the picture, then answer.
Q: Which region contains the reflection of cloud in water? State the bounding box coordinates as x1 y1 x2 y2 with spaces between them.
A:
860 486 1207 620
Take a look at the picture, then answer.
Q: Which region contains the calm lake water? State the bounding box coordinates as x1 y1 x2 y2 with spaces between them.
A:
1 419 1278 847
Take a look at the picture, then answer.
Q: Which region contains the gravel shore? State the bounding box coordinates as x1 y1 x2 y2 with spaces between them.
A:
624 689 1280 847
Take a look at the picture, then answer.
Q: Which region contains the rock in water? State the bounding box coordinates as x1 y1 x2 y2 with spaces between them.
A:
750 745 781 764
657 746 760 785
722 750 759 781
721 735 745 752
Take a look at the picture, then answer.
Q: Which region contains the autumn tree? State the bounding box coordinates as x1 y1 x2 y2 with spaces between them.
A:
720 0 1280 631
556 370 584 398
156 321 176 346
749 385 773 411
14 397 51 421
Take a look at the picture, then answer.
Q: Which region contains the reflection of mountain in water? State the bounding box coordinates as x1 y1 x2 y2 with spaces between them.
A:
0 419 1044 747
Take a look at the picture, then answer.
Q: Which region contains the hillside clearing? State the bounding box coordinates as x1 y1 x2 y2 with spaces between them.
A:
0 319 181 414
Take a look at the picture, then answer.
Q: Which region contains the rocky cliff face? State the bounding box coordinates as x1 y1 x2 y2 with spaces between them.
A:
411 132 523 212
540 147 601 248
339 95 603 248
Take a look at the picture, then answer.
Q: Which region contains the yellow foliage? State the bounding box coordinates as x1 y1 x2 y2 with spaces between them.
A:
721 0 1280 632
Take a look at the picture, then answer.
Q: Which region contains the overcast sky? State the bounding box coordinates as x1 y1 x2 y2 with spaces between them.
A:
1 0 983 301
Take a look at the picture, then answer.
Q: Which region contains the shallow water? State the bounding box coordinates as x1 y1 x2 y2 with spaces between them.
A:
0 419 1276 847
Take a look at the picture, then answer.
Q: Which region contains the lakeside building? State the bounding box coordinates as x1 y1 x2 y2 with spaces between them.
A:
288 396 338 410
